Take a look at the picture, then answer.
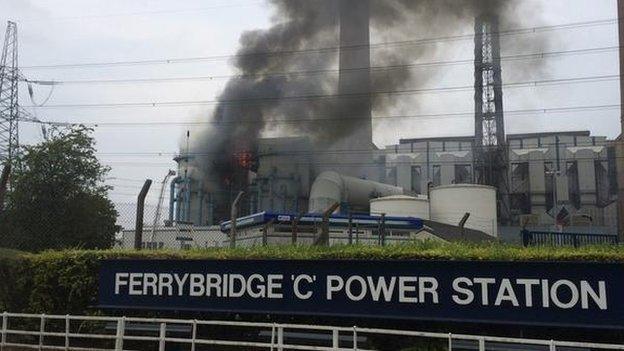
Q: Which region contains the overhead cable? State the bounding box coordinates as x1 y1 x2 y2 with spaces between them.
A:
19 18 617 70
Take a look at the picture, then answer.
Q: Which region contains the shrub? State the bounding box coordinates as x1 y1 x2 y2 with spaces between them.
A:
1 242 623 315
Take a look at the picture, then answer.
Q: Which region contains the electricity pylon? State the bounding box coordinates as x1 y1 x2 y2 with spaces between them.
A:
0 21 19 165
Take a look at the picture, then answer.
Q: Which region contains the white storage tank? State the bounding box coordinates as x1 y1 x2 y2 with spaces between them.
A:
430 184 497 237
370 195 429 219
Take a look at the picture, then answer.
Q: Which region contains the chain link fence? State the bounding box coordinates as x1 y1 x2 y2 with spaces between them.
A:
112 191 227 250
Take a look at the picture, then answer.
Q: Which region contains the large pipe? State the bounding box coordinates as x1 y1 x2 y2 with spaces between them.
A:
168 176 182 223
197 191 204 226
184 178 192 222
308 171 404 214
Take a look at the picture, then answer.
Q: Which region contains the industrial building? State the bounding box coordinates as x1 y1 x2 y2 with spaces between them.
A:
384 131 618 232
118 225 227 250
166 2 620 241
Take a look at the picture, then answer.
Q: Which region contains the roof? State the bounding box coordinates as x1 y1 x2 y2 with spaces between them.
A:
506 130 591 140
422 220 495 243
399 136 475 144
220 212 423 232
220 213 494 244
370 195 428 202
397 131 598 146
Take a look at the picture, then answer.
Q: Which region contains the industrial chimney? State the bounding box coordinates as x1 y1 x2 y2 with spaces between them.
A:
316 0 376 180
338 0 372 148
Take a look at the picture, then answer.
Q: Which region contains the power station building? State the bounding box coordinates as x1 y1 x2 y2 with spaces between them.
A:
168 2 619 240
384 131 618 232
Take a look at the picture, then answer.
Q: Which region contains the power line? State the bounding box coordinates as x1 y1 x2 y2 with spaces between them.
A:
21 66 622 110
21 48 620 86
10 1 265 23
20 103 622 129
19 18 617 70
107 177 152 183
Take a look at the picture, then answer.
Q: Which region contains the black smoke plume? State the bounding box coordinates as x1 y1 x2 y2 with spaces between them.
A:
186 0 542 193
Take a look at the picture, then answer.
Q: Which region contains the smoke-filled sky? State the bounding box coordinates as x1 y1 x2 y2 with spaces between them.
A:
0 0 620 207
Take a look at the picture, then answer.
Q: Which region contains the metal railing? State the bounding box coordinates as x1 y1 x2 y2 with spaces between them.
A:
522 229 619 248
1 312 624 351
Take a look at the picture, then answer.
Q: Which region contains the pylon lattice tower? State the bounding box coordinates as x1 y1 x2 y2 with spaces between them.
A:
0 21 19 165
474 14 511 224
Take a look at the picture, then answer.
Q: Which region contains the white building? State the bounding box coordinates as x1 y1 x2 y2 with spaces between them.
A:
220 212 493 247
118 225 228 250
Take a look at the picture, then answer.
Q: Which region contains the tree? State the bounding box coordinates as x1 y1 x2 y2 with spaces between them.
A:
0 126 119 251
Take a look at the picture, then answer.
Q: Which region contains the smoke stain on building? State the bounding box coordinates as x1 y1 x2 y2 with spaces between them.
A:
174 0 550 226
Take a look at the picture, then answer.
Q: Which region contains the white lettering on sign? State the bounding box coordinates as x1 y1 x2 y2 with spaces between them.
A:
325 275 439 304
111 272 609 311
293 274 314 300
450 277 607 310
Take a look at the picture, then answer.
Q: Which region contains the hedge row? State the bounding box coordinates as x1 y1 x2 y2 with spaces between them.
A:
1 242 624 315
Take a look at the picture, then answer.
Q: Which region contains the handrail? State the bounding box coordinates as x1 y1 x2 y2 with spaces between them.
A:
1 312 623 351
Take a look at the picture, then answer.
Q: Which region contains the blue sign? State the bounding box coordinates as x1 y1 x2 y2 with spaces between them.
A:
99 260 624 329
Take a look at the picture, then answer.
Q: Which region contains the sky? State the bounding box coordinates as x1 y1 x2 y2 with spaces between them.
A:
0 0 620 216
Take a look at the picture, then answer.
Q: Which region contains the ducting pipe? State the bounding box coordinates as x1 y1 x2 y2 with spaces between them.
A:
308 171 404 214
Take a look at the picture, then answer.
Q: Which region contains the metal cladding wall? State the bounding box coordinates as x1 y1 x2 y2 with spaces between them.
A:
100 259 624 330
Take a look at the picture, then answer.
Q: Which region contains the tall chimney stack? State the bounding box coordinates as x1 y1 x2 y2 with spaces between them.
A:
338 0 372 149
318 0 375 180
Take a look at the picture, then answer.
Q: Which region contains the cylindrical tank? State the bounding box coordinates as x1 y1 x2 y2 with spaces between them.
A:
370 195 429 219
430 184 497 237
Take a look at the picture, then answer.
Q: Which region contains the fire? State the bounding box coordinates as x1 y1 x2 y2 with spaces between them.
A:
233 151 253 169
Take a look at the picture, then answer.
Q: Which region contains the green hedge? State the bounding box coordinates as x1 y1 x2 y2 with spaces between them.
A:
1 242 624 315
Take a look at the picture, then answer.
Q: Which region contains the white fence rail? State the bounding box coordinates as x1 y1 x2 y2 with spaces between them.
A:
1 312 623 351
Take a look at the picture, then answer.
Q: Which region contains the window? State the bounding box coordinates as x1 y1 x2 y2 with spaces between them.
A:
432 165 441 186
387 166 397 186
544 162 554 212
595 160 610 207
567 161 581 209
608 147 618 196
454 164 473 184
411 166 422 194
510 163 530 214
